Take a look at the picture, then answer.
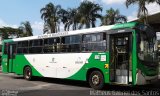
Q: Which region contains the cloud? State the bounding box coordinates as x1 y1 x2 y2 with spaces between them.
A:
101 0 125 5
31 21 44 35
59 23 65 32
0 19 44 36
0 19 6 28
0 18 18 28
127 11 138 21
81 0 97 2
81 0 126 5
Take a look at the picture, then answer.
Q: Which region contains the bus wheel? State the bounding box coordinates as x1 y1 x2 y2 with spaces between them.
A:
89 71 104 90
24 66 32 80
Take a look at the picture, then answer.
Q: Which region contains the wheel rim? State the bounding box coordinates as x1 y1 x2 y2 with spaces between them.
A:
92 74 100 85
25 68 31 79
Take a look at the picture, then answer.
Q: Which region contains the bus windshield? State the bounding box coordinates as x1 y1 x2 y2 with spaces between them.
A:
138 31 158 63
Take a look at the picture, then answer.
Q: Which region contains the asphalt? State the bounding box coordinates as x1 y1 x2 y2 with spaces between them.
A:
0 66 160 96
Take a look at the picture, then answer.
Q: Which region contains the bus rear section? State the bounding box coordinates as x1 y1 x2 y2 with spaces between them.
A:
1 42 16 73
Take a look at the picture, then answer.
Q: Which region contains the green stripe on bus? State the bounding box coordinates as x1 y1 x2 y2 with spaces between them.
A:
112 22 138 30
132 30 137 85
12 55 42 77
68 52 110 83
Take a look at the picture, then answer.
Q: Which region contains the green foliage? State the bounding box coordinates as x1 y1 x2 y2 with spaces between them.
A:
20 21 33 37
41 1 102 32
59 8 80 31
102 8 127 25
40 2 61 33
78 0 102 29
0 21 33 39
0 27 22 39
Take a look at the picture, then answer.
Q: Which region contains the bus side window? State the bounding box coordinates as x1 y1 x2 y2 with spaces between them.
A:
82 33 107 52
43 39 49 53
61 35 81 53
17 41 28 54
22 41 29 53
82 34 91 51
43 38 60 53
4 43 8 54
70 35 81 52
13 44 17 56
17 42 23 54
61 36 70 52
29 39 43 54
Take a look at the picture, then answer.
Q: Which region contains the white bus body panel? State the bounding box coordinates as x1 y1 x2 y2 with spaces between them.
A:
25 53 91 78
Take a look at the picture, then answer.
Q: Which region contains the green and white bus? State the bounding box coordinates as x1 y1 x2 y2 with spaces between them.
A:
1 22 159 89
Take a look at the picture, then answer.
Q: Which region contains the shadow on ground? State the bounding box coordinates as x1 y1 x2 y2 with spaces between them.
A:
14 76 89 88
13 76 160 91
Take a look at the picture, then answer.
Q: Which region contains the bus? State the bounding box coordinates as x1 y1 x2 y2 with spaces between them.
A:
1 22 159 89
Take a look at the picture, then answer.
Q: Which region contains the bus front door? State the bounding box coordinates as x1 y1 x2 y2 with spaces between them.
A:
110 33 132 84
7 44 16 73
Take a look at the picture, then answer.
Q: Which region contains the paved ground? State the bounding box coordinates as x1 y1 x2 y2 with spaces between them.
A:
0 69 160 96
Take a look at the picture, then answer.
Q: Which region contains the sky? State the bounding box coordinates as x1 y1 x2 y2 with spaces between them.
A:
0 0 159 35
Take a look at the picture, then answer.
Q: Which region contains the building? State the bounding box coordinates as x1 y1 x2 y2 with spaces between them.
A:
129 10 160 38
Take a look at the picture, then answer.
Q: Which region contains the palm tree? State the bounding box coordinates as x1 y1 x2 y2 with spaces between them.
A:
58 8 68 25
102 8 127 25
40 2 61 33
126 0 160 24
20 21 33 37
78 0 102 29
17 26 24 37
59 8 80 31
43 23 50 34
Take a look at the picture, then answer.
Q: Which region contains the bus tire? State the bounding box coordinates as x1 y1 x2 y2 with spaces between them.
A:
24 66 32 80
89 70 104 90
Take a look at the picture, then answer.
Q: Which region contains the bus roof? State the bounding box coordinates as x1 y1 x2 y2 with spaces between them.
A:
3 22 138 42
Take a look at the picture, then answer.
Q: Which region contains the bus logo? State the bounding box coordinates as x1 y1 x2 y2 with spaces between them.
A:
75 57 83 64
49 58 57 63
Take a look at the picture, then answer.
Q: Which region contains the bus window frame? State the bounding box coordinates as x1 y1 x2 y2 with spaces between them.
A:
81 32 107 52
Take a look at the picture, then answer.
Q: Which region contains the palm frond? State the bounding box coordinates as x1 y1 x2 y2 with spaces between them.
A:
126 0 138 8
